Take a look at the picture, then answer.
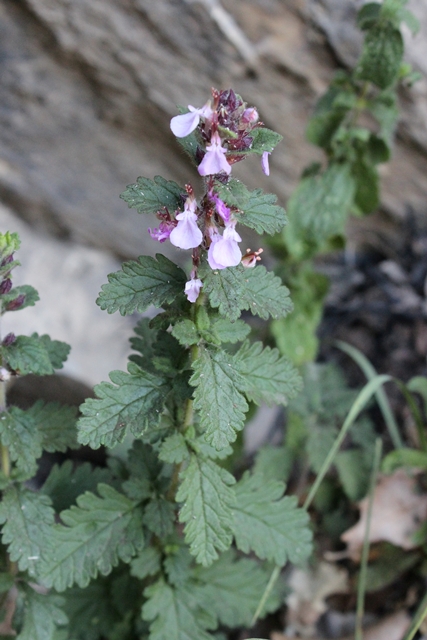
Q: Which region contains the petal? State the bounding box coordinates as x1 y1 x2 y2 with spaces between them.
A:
185 278 203 303
208 236 225 270
170 111 200 137
198 149 231 176
170 217 202 250
212 237 242 268
261 151 270 176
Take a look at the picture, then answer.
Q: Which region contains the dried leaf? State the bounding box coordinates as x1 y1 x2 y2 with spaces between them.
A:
342 469 427 559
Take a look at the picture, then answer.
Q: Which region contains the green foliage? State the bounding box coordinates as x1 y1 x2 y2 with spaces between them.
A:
97 254 187 316
357 23 403 89
236 341 302 406
232 472 312 566
247 127 283 154
285 163 355 260
39 484 144 591
0 408 43 478
214 179 286 234
203 264 293 322
77 363 170 448
176 455 235 566
27 400 78 452
194 553 282 628
190 347 248 450
253 445 293 484
17 588 68 640
41 461 113 513
0 486 55 577
2 334 69 375
1 285 39 312
120 176 185 214
142 578 214 640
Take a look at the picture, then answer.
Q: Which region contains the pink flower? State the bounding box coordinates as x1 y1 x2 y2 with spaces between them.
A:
209 221 242 269
207 227 224 270
198 132 231 176
170 103 213 138
148 221 174 243
185 277 203 303
169 198 203 250
242 107 259 124
261 151 270 176
211 192 231 223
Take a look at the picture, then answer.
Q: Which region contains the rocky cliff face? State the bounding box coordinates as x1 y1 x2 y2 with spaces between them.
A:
1 0 426 387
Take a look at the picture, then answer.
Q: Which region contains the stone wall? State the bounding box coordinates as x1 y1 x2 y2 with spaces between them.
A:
1 0 426 388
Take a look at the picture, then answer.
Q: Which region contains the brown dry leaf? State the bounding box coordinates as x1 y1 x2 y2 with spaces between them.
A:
341 469 427 560
285 561 349 636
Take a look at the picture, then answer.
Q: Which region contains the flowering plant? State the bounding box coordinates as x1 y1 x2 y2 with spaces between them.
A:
0 92 312 639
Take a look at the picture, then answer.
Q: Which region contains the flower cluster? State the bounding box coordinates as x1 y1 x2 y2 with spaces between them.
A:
149 88 271 303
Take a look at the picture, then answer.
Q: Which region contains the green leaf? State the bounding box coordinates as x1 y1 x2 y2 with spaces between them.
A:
17 588 68 640
363 544 419 592
97 254 187 316
0 407 43 478
235 341 302 406
234 190 287 235
2 335 54 376
232 472 312 566
210 318 250 344
193 549 282 627
0 486 55 577
176 455 235 566
38 484 144 591
0 231 20 262
1 285 39 312
357 2 382 29
123 440 165 501
142 498 175 538
171 320 200 347
77 363 170 449
130 546 162 580
142 578 214 640
306 86 352 149
41 460 113 513
38 335 70 370
247 127 283 154
163 546 193 587
382 448 427 473
213 180 286 234
357 23 404 89
120 176 185 214
190 347 248 450
26 400 78 453
335 449 371 500
203 264 292 322
369 92 399 144
253 445 293 484
306 423 338 473
159 433 190 464
285 163 355 259
352 157 379 214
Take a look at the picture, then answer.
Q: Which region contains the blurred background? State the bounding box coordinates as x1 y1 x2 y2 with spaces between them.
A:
1 0 426 392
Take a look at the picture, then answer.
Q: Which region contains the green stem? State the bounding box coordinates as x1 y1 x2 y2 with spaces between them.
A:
355 438 382 640
0 380 9 478
403 591 427 640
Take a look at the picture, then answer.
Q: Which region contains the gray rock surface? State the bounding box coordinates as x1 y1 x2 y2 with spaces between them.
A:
1 0 427 394
0 205 132 387
1 0 427 260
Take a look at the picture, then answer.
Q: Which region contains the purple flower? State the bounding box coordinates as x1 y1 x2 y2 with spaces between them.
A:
169 197 203 250
209 221 242 269
198 132 231 176
261 151 270 176
170 103 213 138
211 192 231 223
148 221 174 243
242 107 259 124
185 277 203 303
207 227 224 270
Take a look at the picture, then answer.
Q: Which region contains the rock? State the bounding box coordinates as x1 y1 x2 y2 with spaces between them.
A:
1 0 427 263
0 204 133 388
